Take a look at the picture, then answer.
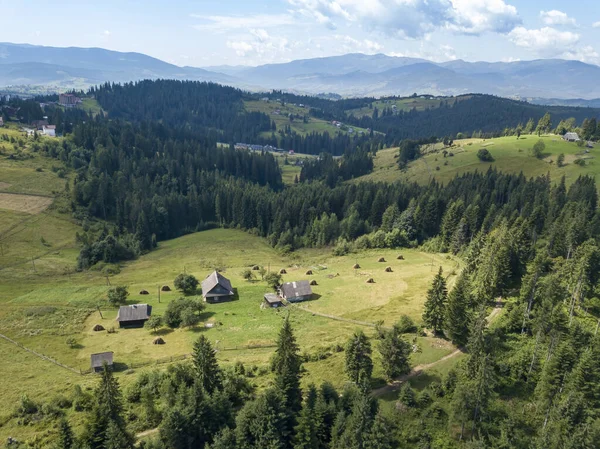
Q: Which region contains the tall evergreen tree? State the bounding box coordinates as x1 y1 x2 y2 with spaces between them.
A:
445 273 471 346
192 335 223 394
345 330 373 389
294 385 319 449
271 316 303 418
54 418 74 449
363 411 395 449
422 267 448 334
378 329 411 380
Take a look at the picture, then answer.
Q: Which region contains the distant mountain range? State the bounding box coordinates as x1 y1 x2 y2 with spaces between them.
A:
2 43 600 101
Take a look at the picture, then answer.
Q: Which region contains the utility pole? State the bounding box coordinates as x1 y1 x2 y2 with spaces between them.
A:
97 305 103 319
158 286 161 303
31 256 36 272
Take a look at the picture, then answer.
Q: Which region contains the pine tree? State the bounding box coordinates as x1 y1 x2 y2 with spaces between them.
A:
345 330 373 389
378 329 411 380
55 418 74 449
422 267 447 334
271 316 303 417
83 364 132 449
104 419 134 449
192 335 223 394
136 210 152 252
445 273 471 346
294 385 319 449
466 307 488 379
235 389 289 449
332 392 377 449
364 411 395 449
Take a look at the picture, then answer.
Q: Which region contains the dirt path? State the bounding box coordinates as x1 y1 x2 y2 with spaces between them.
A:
371 300 504 398
136 428 159 439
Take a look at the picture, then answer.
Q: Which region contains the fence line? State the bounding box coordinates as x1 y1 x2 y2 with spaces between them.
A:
0 332 81 375
292 305 382 329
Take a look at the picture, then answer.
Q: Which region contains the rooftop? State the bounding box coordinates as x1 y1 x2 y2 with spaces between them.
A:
116 304 152 322
90 351 114 369
280 280 312 298
201 271 234 297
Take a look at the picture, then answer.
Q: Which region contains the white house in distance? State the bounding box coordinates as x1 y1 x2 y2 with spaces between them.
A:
563 132 580 142
42 125 56 137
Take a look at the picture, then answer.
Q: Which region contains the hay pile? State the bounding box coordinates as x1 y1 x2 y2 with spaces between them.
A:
353 263 361 269
279 268 287 274
385 266 393 273
139 290 149 295
397 255 405 260
378 257 386 262
92 324 105 332
305 270 313 275
366 278 375 284
252 265 260 271
153 337 165 345
310 280 318 286
161 285 171 292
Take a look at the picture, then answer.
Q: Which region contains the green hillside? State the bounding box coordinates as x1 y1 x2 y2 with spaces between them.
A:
357 134 597 186
346 94 471 118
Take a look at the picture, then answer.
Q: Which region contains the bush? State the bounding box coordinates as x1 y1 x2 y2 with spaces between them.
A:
66 337 77 348
574 158 586 166
174 273 199 295
264 272 283 290
107 285 129 306
395 315 418 334
531 139 545 158
145 315 163 332
332 238 353 256
241 269 255 281
476 148 493 162
163 297 205 328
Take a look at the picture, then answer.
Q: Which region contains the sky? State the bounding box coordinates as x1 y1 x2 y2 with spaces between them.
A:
1 0 600 68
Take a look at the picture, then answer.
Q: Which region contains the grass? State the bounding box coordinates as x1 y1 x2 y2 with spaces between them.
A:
78 98 103 116
347 95 470 118
244 100 370 138
356 135 598 187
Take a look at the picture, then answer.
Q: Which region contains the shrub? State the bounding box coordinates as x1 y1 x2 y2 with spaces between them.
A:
241 269 255 281
107 285 129 306
332 238 353 256
574 158 586 166
264 272 283 291
531 139 545 158
65 337 77 348
145 315 163 333
174 273 199 295
395 315 418 334
163 297 205 328
476 148 493 162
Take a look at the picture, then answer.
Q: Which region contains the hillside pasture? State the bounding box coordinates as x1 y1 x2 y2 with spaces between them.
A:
356 135 598 187
347 95 471 118
0 192 53 214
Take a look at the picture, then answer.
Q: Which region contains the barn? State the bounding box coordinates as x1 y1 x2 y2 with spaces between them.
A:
202 271 234 303
116 304 152 328
90 352 114 373
280 280 313 303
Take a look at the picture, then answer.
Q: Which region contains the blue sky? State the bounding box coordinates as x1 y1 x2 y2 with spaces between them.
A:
1 0 599 67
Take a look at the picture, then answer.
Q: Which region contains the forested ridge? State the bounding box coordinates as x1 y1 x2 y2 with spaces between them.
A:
9 79 600 448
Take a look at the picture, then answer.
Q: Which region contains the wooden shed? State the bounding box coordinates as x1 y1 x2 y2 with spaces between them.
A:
280 281 313 303
201 271 234 303
91 352 114 373
116 304 152 328
264 293 284 308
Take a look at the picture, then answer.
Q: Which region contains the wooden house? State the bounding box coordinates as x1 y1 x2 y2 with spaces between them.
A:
280 280 313 303
201 271 234 303
90 352 113 373
116 304 152 328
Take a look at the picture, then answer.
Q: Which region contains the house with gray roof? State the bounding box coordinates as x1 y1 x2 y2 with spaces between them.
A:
280 280 313 303
563 132 580 142
91 352 114 373
116 304 152 328
201 271 234 303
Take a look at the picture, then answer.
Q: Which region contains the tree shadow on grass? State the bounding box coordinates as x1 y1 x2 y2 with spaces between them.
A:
408 372 442 391
112 361 130 372
152 328 174 337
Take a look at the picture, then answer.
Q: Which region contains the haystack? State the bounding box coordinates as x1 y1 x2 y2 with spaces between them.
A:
161 285 171 292
252 265 260 271
385 266 393 272
366 278 375 284
353 263 361 269
139 290 149 295
92 324 105 332
378 257 386 262
153 337 165 345
305 270 313 275
397 255 405 260
310 280 318 286
279 268 287 274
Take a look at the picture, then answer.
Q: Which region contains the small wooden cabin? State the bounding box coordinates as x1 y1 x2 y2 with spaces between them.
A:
201 271 234 303
91 351 114 373
280 280 313 303
264 293 284 308
116 304 152 328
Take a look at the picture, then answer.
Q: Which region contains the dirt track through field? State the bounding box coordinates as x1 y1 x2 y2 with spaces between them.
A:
371 300 504 398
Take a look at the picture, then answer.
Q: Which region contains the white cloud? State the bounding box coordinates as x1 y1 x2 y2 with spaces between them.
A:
508 26 579 56
103 30 111 36
333 35 383 53
593 21 600 28
192 13 295 32
389 43 457 62
288 0 521 38
540 10 577 27
226 29 298 64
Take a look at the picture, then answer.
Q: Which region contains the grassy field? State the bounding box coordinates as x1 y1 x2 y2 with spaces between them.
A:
78 97 103 116
347 95 470 118
357 134 598 187
0 225 461 440
245 100 370 138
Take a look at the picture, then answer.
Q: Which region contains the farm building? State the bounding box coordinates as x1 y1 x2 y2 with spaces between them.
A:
42 125 56 137
563 132 580 142
90 352 113 373
201 271 234 303
116 304 152 328
280 280 313 303
264 293 284 308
